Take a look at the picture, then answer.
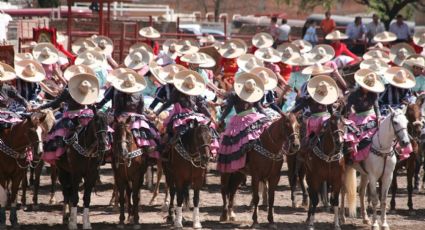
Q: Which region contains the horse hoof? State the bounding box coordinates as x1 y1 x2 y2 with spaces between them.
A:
219 213 228 222
389 209 397 215
174 222 183 229
371 224 379 230
251 223 260 229
340 216 346 224
49 197 57 205
193 222 202 229
307 225 314 230
68 222 78 230
22 205 30 212
259 205 268 211
0 224 6 230
381 224 390 230
133 224 141 230
83 223 92 230
409 210 416 216
269 223 278 230
11 223 20 229
334 226 341 230
363 219 371 225
161 202 169 212
117 224 125 229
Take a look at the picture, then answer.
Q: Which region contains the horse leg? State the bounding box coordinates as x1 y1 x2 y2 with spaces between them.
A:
406 156 416 215
149 160 163 205
174 186 184 228
380 161 396 230
220 173 229 222
69 174 81 230
306 188 319 230
287 155 297 208
267 176 279 230
389 168 398 214
359 175 371 225
49 165 58 204
320 181 330 212
126 185 133 223
228 173 244 221
82 172 98 230
32 161 44 210
0 184 6 229
367 176 379 230
131 178 141 229
182 186 191 211
299 168 309 208
192 188 202 229
117 180 126 228
330 189 341 230
340 185 346 224
58 169 71 225
10 174 24 228
167 183 176 224
261 181 268 208
21 169 28 210
251 176 260 228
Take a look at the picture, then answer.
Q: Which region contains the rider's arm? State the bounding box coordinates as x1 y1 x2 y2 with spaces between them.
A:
373 97 381 119
291 97 307 113
219 94 234 123
97 87 114 108
254 101 267 115
196 96 212 118
38 89 68 110
7 86 29 108
155 88 177 115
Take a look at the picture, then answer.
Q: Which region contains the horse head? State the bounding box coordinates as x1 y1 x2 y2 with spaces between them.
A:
114 117 133 157
327 111 345 152
91 108 109 152
190 119 212 162
27 111 50 156
281 113 300 153
406 103 423 140
389 106 410 147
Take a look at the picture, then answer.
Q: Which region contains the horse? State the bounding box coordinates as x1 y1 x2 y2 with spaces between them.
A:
286 151 308 208
303 111 345 230
390 103 423 215
112 119 149 229
55 109 109 230
164 119 212 229
220 113 300 229
342 107 411 230
0 111 51 228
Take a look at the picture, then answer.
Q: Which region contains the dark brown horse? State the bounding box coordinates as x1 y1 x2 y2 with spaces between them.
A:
303 112 345 230
0 111 50 228
390 103 423 215
55 109 109 230
286 152 308 208
112 119 149 228
220 113 300 229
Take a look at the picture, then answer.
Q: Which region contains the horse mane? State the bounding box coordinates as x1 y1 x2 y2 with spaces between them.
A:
40 109 56 134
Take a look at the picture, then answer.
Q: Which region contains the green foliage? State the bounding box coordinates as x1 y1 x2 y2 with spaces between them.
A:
38 0 60 8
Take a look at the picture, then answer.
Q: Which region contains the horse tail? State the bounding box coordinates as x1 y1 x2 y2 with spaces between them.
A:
0 185 6 207
344 166 357 218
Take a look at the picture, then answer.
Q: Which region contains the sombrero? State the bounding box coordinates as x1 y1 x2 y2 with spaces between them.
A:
0 62 16 82
325 30 349 40
218 39 247 59
75 50 105 69
71 38 97 55
404 55 425 69
199 35 216 44
373 31 397 43
198 53 217 68
149 61 187 85
112 71 147 94
234 73 264 103
180 52 215 66
291 39 313 53
68 73 99 105
389 43 415 66
64 64 96 81
15 60 46 83
252 32 274 49
278 43 301 64
139 26 160 39
108 67 137 83
367 42 390 53
413 31 425 47
15 53 34 62
284 55 313 66
173 70 206 96
92 35 114 56
307 75 339 105
32 43 59 65
363 49 390 63
175 40 200 55
359 58 389 74
129 42 154 54
237 54 264 72
302 63 334 75
383 67 416 89
162 39 179 60
254 47 281 63
124 48 153 70
354 69 385 93
249 67 277 91
308 44 335 64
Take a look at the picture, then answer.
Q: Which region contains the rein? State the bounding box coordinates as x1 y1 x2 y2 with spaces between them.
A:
312 120 344 163
174 137 210 169
64 126 108 158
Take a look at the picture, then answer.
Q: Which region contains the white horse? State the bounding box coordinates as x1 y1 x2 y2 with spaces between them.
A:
341 107 411 230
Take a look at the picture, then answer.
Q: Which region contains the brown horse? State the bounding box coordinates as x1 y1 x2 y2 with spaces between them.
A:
390 103 423 215
286 152 308 208
303 112 345 230
220 113 300 229
55 109 109 230
112 119 149 228
0 111 50 228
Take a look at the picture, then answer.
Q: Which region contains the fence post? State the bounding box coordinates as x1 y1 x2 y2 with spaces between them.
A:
119 23 125 64
176 17 180 39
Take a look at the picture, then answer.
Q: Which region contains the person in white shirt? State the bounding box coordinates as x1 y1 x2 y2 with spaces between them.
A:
366 14 385 43
389 14 411 42
346 16 366 55
275 18 291 47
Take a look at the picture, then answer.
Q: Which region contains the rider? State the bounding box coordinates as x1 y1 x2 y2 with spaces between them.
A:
218 39 247 91
91 35 119 70
249 67 282 115
138 26 160 55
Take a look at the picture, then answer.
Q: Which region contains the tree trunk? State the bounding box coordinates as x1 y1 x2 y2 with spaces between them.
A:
214 0 221 22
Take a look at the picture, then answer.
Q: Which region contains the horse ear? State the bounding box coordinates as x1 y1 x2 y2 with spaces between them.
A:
89 105 97 114
193 119 199 127
125 116 132 124
402 105 408 114
388 106 395 114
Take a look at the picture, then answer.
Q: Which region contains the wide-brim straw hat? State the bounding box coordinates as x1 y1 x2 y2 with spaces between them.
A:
108 67 137 83
112 71 147 94
0 62 17 82
75 50 105 69
291 39 313 53
218 39 247 59
252 32 274 49
308 44 335 64
360 58 390 74
15 60 46 83
249 66 277 91
124 48 153 70
354 69 385 93
404 55 425 69
15 53 34 62
413 31 425 47
173 70 206 96
149 61 187 85
162 39 179 59
367 42 390 53
285 55 314 66
278 43 301 64
307 75 338 105
32 43 59 65
389 43 415 66
234 73 264 103
363 49 390 63
139 26 160 39
254 47 281 63
129 42 154 54
175 39 200 55
199 53 217 68
68 73 99 105
383 67 416 89
302 63 334 75
199 35 216 44
72 38 97 55
373 31 397 43
325 30 349 40
64 64 96 81
92 35 114 56
180 52 215 66
237 54 264 72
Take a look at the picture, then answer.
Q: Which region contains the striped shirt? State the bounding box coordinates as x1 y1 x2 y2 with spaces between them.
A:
15 79 39 101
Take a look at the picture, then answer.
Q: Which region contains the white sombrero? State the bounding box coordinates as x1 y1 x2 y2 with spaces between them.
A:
404 55 425 69
307 75 339 105
108 67 137 83
161 39 179 59
15 53 34 62
389 43 415 66
413 31 425 48
0 62 16 82
302 63 334 75
173 70 206 96
112 71 147 94
139 26 160 39
373 31 397 43
71 38 97 55
278 43 301 64
308 44 335 64
234 73 264 103
199 35 216 44
149 61 187 85
92 35 114 56
180 52 215 66
32 43 59 65
367 42 390 53
360 58 390 74
363 49 391 63
252 32 274 49
175 40 200 55
285 55 314 66
291 39 313 53
237 54 264 72
254 47 281 63
354 69 385 93
15 60 46 83
325 30 349 40
249 66 277 91
129 42 154 54
75 50 105 69
199 53 217 68
218 39 247 59
383 67 416 89
64 64 96 81
124 48 153 70
68 73 99 105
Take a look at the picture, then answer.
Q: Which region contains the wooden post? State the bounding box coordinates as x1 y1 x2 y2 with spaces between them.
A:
67 1 72 51
99 0 104 35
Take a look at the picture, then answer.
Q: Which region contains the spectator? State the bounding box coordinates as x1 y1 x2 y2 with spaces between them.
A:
275 18 291 47
389 14 412 42
366 14 385 43
346 16 366 55
320 11 336 38
303 20 318 46
301 20 311 39
269 17 279 40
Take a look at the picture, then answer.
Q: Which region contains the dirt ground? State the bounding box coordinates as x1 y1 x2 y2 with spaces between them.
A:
8 162 425 230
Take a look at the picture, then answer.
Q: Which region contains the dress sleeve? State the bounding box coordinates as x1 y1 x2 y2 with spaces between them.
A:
219 94 235 122
97 87 114 108
155 88 178 115
39 89 68 110
7 86 29 107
